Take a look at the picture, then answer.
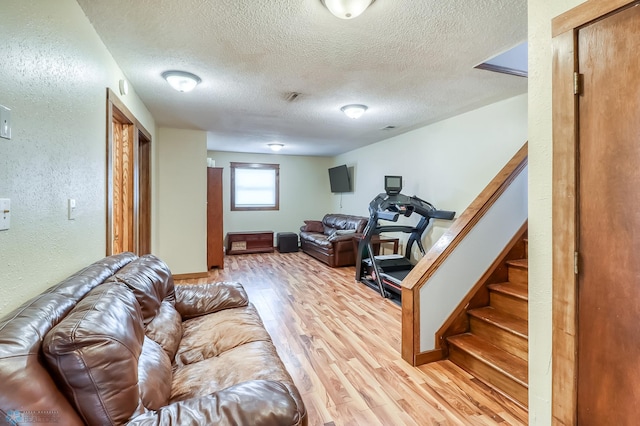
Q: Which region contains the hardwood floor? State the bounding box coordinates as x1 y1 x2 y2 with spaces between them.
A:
176 251 528 425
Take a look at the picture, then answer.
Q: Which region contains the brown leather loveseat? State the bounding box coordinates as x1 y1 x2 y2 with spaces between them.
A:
299 213 368 267
0 252 306 426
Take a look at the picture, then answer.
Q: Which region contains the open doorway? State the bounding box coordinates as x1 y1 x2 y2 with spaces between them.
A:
106 88 152 256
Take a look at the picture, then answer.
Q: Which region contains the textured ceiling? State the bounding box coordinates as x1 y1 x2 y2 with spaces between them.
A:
76 0 527 156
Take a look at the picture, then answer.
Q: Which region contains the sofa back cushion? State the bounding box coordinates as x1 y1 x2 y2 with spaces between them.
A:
43 282 145 426
138 336 172 410
0 252 137 426
110 254 175 325
322 214 368 233
145 300 183 360
303 220 325 233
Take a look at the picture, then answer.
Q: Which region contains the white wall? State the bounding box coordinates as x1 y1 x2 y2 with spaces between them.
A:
332 94 528 251
0 0 156 317
157 128 207 274
207 151 333 237
420 166 528 351
528 0 586 423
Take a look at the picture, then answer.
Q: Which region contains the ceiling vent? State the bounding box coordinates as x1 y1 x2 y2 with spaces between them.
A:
381 125 397 130
284 91 302 102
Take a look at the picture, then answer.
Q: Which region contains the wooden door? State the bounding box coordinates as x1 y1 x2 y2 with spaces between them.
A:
111 117 135 254
106 89 152 256
138 131 152 255
207 167 224 269
577 5 640 424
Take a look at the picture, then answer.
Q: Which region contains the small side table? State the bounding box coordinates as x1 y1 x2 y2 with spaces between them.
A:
352 235 400 258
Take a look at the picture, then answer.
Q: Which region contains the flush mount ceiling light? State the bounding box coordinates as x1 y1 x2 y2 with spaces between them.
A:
162 70 201 92
321 0 375 19
341 104 368 119
268 143 284 152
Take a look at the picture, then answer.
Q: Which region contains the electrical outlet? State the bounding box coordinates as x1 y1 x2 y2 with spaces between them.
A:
0 105 11 140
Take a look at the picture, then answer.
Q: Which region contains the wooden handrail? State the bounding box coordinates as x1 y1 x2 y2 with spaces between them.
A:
401 142 528 364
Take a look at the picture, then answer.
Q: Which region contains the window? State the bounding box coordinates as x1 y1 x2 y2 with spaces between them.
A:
230 162 279 211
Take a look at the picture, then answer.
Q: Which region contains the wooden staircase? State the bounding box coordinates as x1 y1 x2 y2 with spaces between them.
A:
446 240 528 408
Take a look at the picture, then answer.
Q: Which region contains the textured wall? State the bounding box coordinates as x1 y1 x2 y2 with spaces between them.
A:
528 0 586 424
0 1 155 316
157 129 207 275
207 150 333 237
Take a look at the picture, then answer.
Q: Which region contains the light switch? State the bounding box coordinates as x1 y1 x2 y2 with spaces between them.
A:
0 199 10 231
0 105 11 140
68 198 76 220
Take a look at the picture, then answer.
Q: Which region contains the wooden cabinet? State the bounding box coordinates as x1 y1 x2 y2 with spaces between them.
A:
227 231 274 255
207 167 224 269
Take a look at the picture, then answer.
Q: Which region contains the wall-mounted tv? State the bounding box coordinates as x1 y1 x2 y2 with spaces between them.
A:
328 164 351 193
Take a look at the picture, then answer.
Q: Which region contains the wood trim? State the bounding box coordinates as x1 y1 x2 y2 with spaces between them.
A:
552 28 579 426
403 142 528 292
401 143 527 365
552 0 638 37
401 286 419 364
107 88 152 141
230 162 280 211
434 222 528 355
415 348 445 365
173 272 209 280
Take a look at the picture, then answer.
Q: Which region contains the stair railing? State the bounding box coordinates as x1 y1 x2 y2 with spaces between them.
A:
401 142 528 365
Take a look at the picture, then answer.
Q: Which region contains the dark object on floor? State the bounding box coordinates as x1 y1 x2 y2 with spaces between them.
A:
277 232 299 253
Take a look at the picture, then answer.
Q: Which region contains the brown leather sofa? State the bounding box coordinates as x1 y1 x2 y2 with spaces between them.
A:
0 252 306 426
299 213 368 267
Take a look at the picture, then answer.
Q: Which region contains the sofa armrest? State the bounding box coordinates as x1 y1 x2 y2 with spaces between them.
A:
127 380 305 426
174 281 248 320
327 231 360 242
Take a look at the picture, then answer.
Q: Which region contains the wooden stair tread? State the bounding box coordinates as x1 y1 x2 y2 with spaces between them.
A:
468 306 528 338
488 282 528 300
506 259 528 270
447 333 528 387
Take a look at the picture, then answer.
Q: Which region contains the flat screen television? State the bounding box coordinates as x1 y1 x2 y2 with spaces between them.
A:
328 164 351 193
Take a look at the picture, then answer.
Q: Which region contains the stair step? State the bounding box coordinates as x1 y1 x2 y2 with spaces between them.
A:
468 307 528 360
506 259 528 286
523 239 528 259
448 333 528 407
488 282 528 301
488 282 528 320
506 259 528 269
468 306 528 338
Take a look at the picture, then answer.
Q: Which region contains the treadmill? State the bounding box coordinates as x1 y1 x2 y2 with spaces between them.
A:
356 176 455 299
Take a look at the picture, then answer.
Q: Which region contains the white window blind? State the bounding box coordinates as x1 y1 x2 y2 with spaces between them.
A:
230 162 279 211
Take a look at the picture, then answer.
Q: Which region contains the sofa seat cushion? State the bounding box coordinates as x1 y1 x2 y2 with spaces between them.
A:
175 281 248 320
299 231 332 248
174 304 271 367
170 340 305 423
